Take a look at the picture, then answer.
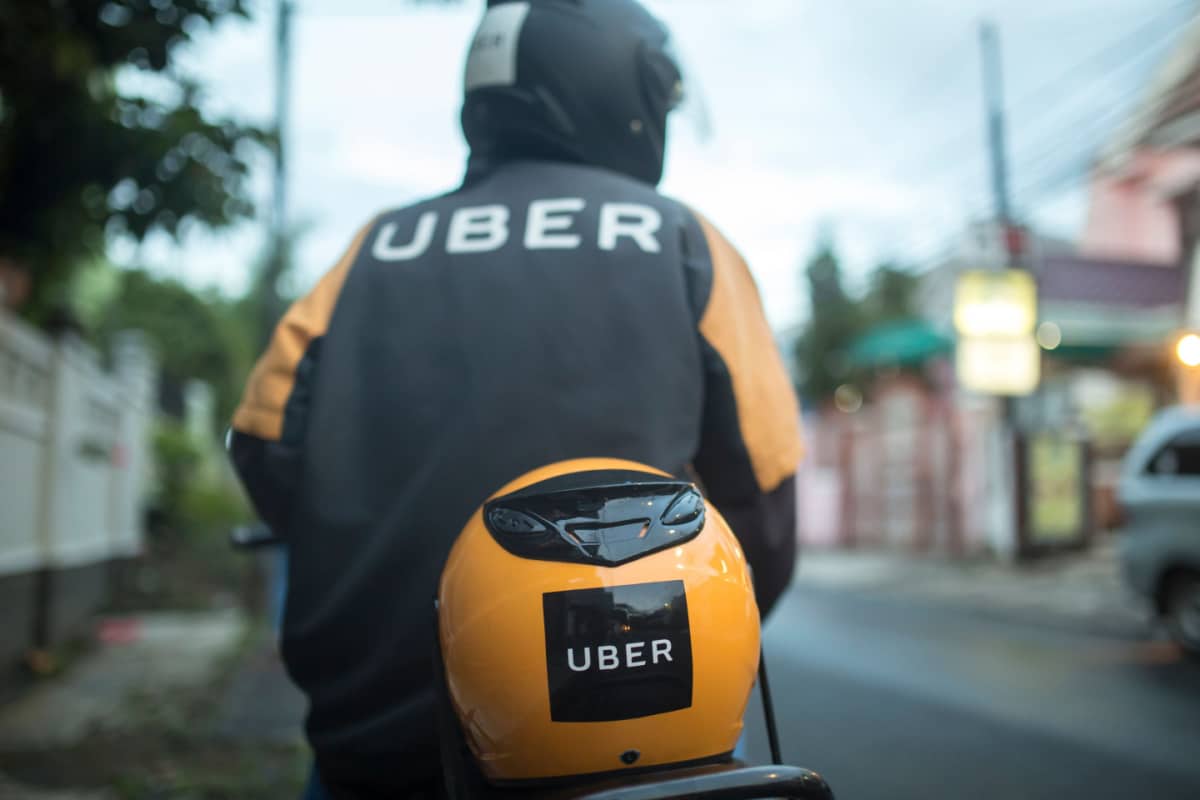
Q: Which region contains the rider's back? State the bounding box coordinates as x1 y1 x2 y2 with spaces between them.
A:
277 159 718 787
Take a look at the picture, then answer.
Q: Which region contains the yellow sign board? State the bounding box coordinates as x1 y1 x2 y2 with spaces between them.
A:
954 269 1039 395
1028 435 1084 544
953 269 1037 337
956 335 1040 396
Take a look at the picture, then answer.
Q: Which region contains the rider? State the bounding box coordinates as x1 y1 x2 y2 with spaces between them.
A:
229 0 803 797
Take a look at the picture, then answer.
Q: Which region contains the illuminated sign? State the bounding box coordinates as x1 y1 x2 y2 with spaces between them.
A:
953 269 1040 396
953 269 1037 337
956 335 1040 396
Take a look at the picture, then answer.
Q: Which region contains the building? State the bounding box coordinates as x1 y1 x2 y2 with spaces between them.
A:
1085 13 1200 401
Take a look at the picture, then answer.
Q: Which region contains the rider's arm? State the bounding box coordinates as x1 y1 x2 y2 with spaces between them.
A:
228 221 374 534
686 212 804 618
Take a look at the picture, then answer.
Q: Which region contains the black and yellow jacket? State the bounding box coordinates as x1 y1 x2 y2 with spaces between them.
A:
230 159 802 789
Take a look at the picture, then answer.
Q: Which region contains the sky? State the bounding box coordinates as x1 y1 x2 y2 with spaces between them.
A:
113 0 1195 331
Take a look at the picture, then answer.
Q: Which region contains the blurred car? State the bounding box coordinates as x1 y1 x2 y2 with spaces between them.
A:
1117 405 1200 656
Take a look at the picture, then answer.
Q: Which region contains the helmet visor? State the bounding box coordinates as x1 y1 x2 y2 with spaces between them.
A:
657 32 712 142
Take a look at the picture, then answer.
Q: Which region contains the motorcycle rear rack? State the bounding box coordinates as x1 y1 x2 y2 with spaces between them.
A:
546 763 834 800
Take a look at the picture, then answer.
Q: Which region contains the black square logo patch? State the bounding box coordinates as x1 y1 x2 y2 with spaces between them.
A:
542 580 693 722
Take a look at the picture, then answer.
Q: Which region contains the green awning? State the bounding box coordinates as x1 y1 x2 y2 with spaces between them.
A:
1038 302 1180 364
846 319 953 368
1046 343 1121 363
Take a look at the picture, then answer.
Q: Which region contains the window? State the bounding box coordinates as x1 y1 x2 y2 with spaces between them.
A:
1147 429 1200 477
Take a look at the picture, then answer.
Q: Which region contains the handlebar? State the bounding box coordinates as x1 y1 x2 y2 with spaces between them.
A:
229 523 284 550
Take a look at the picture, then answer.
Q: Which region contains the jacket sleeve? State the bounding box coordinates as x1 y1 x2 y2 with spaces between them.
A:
686 211 804 617
229 221 374 534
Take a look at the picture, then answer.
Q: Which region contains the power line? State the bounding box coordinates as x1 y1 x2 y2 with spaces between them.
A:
1021 157 1094 204
1007 18 1190 211
899 3 1194 228
895 0 1193 185
1005 10 1190 170
811 7 1193 271
1009 83 1151 196
992 2 1191 123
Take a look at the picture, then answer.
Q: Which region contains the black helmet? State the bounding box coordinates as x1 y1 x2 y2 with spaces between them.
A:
461 0 684 186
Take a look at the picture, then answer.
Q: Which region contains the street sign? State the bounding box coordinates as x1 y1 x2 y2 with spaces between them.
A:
953 269 1037 337
1027 435 1085 544
956 335 1040 396
954 269 1039 395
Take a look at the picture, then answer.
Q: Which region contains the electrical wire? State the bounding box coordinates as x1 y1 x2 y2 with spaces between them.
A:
1006 30 1190 212
1008 23 1186 167
895 0 1193 185
886 1 1196 262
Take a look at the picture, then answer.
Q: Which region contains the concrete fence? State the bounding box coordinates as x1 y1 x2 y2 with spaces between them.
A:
0 308 156 667
797 377 1015 558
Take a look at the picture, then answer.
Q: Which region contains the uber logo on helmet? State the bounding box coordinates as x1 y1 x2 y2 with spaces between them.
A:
463 2 530 92
542 580 693 723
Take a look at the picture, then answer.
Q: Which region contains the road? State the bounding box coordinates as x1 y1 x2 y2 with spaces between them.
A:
741 584 1200 800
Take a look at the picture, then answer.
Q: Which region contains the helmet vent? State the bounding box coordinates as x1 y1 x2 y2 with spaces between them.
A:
484 470 705 566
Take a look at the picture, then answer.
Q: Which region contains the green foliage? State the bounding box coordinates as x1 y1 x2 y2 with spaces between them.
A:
153 418 203 525
90 267 255 419
791 241 923 405
153 416 251 533
0 0 265 319
863 263 921 324
180 481 253 530
792 240 863 405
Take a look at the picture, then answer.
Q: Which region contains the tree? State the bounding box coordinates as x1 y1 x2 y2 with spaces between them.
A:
863 263 920 324
87 267 255 421
791 236 929 406
0 0 264 321
791 236 863 406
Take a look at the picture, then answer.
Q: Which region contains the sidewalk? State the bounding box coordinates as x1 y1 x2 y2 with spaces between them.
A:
0 610 245 751
795 538 1150 639
0 609 308 799
0 774 112 800
215 635 307 745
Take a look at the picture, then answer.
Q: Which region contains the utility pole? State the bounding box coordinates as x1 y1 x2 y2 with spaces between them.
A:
977 20 1026 560
258 0 294 346
273 0 293 256
979 20 1013 248
978 19 1021 427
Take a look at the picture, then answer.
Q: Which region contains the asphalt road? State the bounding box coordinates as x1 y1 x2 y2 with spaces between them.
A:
741 584 1200 800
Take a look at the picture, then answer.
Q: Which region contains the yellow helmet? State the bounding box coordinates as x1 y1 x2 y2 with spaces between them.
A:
437 458 761 785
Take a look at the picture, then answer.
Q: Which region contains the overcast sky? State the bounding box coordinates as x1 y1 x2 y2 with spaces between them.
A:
115 0 1193 330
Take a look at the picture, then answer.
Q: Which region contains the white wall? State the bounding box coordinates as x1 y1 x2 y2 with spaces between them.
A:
801 387 1013 557
0 310 156 577
0 315 54 575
